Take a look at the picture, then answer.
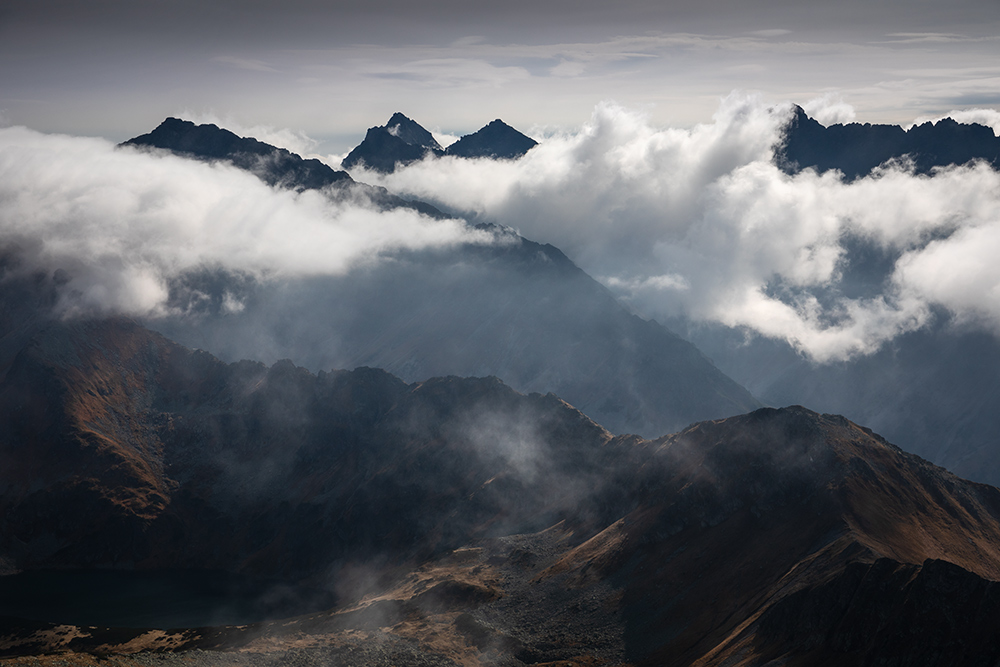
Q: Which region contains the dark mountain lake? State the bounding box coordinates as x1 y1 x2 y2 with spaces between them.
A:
0 569 335 628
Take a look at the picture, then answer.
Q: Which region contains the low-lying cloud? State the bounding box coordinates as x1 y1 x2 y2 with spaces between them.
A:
358 93 1000 362
0 126 485 318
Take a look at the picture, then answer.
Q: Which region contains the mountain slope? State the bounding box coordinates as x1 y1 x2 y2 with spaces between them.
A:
0 317 616 577
123 117 351 190
115 119 760 437
148 227 760 437
3 324 1000 667
384 111 443 150
341 113 446 172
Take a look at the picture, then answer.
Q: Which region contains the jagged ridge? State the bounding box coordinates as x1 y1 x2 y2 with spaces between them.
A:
777 105 1000 180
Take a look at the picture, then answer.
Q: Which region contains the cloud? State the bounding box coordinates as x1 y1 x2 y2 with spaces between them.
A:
0 126 487 318
358 93 1000 362
364 58 532 88
212 55 279 73
550 60 586 77
748 29 791 38
803 93 856 125
431 130 460 148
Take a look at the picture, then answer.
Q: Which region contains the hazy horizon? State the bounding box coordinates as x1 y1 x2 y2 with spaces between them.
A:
2 0 999 153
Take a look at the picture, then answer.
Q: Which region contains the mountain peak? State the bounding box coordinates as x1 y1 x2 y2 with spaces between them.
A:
341 113 445 172
384 112 442 151
445 119 537 160
341 114 539 172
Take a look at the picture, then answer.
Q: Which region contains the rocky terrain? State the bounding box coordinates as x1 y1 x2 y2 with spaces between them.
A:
3 317 1000 665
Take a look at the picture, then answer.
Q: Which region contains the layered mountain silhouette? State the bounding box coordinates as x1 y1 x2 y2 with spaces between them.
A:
342 113 537 173
665 107 1000 487
116 119 758 437
3 318 1000 665
124 117 352 190
7 111 1000 665
123 117 444 217
778 104 1000 180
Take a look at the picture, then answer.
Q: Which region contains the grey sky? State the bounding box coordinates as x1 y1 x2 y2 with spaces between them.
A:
1 0 999 152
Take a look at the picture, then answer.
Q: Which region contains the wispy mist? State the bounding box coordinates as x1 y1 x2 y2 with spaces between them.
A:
360 94 1000 362
0 126 486 318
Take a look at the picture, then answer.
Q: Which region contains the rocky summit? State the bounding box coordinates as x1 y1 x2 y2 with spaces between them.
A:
444 119 537 160
341 113 536 173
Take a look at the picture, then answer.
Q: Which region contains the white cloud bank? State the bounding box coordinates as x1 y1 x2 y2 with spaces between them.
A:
0 126 485 318
359 93 1000 362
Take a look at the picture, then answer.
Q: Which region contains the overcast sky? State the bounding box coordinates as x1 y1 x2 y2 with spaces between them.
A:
2 0 998 152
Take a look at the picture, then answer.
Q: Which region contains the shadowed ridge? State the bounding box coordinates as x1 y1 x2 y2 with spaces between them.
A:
445 118 538 159
777 105 1000 180
5 352 1000 665
123 117 351 190
0 318 619 576
123 118 446 217
341 125 443 172
537 405 1000 666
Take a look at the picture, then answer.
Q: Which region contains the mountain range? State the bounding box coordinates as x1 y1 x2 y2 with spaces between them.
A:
3 108 1000 666
778 104 1000 179
121 116 758 438
341 113 538 173
4 317 1000 665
